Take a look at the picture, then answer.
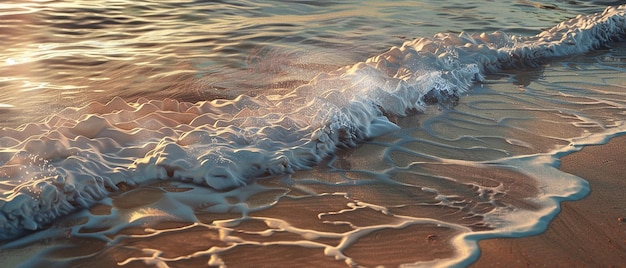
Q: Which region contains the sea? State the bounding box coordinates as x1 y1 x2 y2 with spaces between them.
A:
1 1 625 267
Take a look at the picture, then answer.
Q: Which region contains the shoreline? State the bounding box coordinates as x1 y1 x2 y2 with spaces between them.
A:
472 135 626 267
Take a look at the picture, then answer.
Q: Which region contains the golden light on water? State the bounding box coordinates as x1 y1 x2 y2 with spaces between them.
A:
1 2 626 266
126 207 176 223
5 58 17 65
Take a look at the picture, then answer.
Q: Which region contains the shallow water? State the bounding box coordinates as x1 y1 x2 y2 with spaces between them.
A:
1 1 626 267
0 0 615 128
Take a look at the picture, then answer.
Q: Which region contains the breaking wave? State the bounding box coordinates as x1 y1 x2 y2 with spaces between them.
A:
1 5 625 243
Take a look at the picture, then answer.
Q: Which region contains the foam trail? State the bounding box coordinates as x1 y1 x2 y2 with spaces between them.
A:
1 5 625 240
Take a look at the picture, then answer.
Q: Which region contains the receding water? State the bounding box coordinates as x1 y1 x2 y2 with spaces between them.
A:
1 1 625 267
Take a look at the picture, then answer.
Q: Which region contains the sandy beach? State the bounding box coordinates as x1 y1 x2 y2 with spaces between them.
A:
472 135 626 267
1 3 625 267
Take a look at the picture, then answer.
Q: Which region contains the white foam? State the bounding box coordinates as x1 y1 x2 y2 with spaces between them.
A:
1 5 625 241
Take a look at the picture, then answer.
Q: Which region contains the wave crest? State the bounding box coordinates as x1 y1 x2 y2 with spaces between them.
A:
1 5 625 240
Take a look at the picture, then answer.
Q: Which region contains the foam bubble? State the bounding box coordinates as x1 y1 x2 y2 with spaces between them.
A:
1 5 625 241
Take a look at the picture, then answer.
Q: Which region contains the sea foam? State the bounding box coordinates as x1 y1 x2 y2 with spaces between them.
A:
1 5 625 240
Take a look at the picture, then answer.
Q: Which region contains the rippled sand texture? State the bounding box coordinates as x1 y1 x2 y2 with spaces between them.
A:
4 54 626 266
1 1 626 267
2 3 625 240
3 42 626 267
475 134 626 267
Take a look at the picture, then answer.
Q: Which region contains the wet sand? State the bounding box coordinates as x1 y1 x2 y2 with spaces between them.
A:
472 135 626 267
4 135 624 268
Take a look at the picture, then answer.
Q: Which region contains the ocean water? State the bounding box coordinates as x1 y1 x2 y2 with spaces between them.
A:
1 0 625 267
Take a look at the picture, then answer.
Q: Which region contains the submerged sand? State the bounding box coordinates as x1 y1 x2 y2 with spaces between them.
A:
473 135 626 267
3 135 624 268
